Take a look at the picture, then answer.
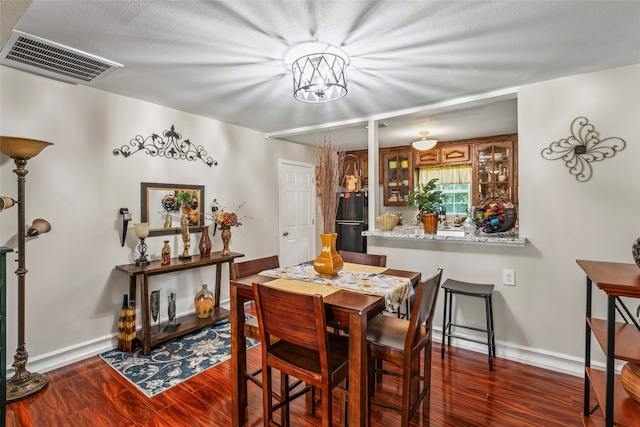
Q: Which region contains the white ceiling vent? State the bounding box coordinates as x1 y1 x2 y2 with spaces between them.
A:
1 30 122 84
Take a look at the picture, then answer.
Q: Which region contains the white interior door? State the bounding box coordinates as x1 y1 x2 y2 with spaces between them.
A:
278 159 315 266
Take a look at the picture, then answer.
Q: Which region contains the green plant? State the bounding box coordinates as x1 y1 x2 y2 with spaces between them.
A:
175 191 197 210
406 178 444 220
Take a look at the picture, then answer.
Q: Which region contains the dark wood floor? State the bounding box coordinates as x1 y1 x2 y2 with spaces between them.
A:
5 339 590 426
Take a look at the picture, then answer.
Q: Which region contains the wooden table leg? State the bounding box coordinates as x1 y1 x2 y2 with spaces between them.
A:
348 311 369 427
231 284 247 427
141 274 151 356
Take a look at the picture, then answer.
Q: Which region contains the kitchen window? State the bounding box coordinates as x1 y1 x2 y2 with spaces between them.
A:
417 164 472 215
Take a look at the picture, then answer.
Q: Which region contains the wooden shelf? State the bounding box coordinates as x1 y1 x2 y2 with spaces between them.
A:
579 260 640 427
140 306 230 348
585 367 640 427
587 318 640 363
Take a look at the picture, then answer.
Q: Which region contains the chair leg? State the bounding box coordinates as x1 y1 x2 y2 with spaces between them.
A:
441 289 449 359
422 343 432 417
263 364 274 426
281 373 290 426
320 385 333 427
484 295 494 371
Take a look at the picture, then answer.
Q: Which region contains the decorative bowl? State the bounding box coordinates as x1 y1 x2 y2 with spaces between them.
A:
621 362 640 403
376 213 399 231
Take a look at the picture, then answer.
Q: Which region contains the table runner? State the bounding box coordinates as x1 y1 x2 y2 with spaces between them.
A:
259 263 412 311
261 278 340 297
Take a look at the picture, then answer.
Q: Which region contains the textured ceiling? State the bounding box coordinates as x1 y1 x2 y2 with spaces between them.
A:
2 1 639 150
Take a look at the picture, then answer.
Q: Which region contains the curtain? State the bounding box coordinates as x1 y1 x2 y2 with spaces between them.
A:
417 164 472 186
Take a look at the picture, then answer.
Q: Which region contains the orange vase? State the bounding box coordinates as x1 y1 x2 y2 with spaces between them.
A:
313 233 344 278
422 213 438 234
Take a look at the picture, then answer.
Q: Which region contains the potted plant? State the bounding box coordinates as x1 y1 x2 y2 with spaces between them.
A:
406 178 444 233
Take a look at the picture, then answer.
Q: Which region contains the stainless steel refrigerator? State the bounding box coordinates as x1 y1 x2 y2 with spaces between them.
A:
335 192 368 253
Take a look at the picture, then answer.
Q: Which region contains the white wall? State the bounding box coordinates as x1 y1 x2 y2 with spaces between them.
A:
2 63 638 376
368 64 640 374
0 65 313 371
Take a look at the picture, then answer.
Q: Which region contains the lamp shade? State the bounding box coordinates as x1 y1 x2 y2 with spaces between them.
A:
27 218 51 236
411 131 438 151
0 136 53 159
134 222 150 239
0 196 16 212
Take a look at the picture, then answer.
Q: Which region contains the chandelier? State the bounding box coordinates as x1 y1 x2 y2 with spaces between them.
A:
290 43 348 103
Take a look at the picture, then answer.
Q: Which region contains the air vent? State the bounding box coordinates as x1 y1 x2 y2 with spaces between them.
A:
1 30 122 84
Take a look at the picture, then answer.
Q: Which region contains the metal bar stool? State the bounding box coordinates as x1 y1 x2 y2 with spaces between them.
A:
440 278 496 371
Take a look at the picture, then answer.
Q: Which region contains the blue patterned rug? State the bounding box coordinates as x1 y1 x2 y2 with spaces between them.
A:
100 317 259 397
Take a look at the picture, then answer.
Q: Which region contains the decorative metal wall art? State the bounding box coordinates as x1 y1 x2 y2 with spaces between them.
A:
541 117 625 182
113 125 217 167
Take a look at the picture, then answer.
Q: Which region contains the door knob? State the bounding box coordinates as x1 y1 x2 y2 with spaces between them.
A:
283 231 289 236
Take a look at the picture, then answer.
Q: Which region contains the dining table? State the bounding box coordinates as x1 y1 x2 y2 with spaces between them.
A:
229 262 421 427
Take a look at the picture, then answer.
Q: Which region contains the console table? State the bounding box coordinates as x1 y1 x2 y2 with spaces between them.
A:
115 252 244 355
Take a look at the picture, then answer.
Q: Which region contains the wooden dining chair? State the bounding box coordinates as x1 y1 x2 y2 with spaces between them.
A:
230 255 280 387
253 282 349 427
338 250 387 267
366 267 443 426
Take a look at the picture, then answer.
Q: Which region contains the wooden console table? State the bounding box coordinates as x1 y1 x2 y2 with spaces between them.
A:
115 252 244 355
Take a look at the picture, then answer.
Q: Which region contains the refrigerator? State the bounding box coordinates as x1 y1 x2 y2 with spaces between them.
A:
335 192 368 253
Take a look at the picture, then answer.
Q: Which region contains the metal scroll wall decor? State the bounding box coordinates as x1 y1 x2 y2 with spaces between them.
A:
541 116 625 182
113 125 218 167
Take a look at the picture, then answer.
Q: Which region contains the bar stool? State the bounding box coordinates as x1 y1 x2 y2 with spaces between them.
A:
440 278 496 371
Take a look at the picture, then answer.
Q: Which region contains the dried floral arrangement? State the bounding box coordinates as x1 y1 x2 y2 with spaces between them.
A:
315 136 344 234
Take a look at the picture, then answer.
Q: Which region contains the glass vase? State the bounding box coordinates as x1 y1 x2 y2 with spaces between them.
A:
194 284 215 318
199 226 212 256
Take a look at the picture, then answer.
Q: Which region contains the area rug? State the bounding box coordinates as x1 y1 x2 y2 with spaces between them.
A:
100 317 259 397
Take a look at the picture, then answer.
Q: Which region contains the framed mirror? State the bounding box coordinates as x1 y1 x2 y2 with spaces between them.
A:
141 182 205 236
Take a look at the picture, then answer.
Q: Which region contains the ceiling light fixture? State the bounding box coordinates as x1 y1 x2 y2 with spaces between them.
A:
289 43 348 103
411 131 438 151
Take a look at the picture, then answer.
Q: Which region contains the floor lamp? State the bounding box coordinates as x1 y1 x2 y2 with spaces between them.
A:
0 136 53 402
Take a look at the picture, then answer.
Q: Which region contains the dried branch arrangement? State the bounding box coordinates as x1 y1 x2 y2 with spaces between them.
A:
315 136 344 234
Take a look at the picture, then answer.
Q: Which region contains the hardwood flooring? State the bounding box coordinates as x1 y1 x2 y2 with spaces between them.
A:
5 342 589 426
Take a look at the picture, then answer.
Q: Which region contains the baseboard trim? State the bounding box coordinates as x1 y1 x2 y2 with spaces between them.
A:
5 308 614 378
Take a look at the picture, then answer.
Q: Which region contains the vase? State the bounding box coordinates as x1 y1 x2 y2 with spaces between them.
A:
161 240 171 265
179 213 191 260
194 284 215 318
313 233 344 278
633 237 640 268
117 294 128 351
422 213 438 234
621 362 640 403
221 228 231 256
199 226 212 256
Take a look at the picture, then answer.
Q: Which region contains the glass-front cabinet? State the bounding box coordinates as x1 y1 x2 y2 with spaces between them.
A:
472 137 518 205
382 149 412 206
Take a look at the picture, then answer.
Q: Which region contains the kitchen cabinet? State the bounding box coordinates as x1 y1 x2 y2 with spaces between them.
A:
381 147 412 206
576 260 640 427
343 149 368 185
472 135 518 205
413 144 470 167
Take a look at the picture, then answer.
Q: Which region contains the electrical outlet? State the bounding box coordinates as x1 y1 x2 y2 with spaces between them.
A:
503 269 515 286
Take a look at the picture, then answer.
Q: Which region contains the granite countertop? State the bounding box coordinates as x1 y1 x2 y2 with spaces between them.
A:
363 226 527 247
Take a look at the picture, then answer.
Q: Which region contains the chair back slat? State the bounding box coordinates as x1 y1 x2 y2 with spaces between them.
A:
338 250 387 267
406 268 443 352
253 283 327 353
231 255 279 279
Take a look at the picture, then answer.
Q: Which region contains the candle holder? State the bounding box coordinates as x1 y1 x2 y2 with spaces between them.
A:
134 223 150 266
